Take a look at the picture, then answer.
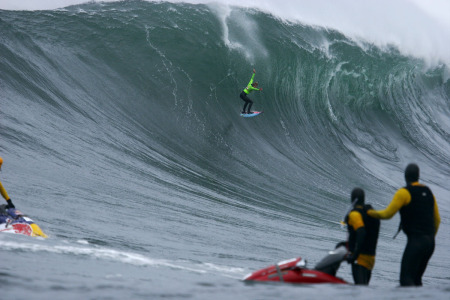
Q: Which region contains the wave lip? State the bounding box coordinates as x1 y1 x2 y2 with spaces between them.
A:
2 0 449 66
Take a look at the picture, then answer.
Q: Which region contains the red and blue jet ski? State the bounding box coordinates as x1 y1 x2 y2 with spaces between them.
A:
0 205 48 238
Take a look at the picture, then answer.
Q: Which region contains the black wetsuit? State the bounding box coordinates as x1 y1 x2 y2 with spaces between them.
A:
399 184 436 286
240 91 253 113
346 204 380 285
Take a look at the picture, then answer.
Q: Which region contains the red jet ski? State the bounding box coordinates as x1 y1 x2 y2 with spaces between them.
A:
243 242 348 284
0 205 47 238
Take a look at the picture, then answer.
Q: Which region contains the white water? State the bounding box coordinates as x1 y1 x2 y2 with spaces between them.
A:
1 0 449 66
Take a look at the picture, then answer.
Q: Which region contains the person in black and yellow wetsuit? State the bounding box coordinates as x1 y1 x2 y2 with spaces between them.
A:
345 188 380 285
0 156 47 238
240 69 262 114
368 163 440 286
0 157 15 209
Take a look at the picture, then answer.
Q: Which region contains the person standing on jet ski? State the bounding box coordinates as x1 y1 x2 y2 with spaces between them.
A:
345 188 380 285
0 156 16 210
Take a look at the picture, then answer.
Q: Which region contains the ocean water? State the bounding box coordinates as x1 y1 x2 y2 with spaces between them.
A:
1 1 449 299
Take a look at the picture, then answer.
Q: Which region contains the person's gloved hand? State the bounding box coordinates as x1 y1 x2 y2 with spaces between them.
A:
6 199 15 209
346 253 357 264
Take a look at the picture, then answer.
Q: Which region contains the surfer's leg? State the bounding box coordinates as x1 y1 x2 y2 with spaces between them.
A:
240 92 253 113
240 92 248 113
351 264 371 285
414 235 435 286
400 236 428 286
243 101 249 113
247 100 253 113
367 268 372 284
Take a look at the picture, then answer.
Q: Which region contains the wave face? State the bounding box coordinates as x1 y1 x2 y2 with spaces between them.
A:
1 1 449 299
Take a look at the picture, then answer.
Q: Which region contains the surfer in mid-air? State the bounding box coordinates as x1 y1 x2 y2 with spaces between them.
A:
240 69 262 114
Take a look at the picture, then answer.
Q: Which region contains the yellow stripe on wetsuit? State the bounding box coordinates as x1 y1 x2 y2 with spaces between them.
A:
0 181 10 201
367 182 440 235
348 210 376 270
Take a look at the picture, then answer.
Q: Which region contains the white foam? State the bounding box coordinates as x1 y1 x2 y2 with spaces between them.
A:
1 0 449 65
208 0 450 66
0 240 206 273
0 239 249 278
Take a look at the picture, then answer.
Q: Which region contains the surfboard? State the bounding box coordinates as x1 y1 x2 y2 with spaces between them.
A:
240 111 263 118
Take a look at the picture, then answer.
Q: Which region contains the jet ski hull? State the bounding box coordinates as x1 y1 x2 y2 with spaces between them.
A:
0 207 48 238
244 257 347 284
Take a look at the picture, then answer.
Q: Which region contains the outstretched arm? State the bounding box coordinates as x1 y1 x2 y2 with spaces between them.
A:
253 69 262 90
0 181 14 208
247 72 255 86
0 181 10 202
367 188 410 219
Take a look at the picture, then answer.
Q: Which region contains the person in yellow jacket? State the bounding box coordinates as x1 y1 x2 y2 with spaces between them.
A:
345 188 380 285
0 156 47 238
240 69 262 114
0 156 15 209
368 163 440 286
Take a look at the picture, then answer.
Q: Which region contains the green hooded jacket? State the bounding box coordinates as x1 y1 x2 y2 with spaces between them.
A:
243 73 259 94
